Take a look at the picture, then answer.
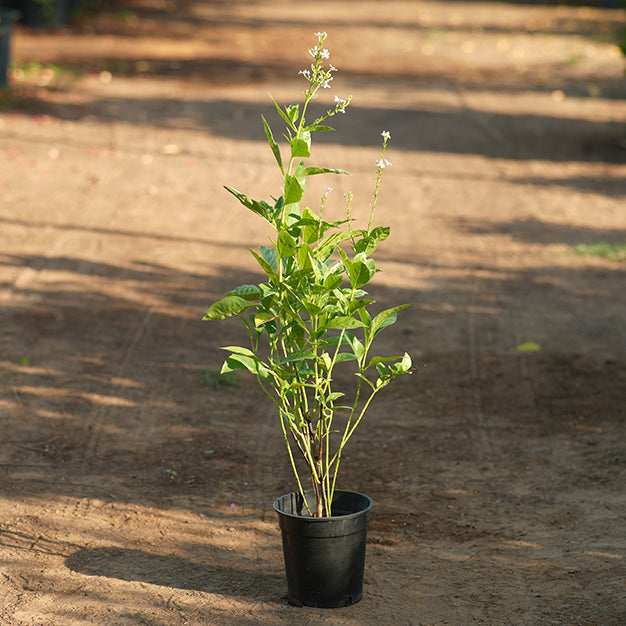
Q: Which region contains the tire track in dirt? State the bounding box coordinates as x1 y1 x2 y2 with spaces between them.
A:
82 304 156 461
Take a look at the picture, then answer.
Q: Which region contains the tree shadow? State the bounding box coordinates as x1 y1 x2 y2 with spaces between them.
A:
70 0 624 42
454 216 626 245
1 215 624 503
8 95 625 164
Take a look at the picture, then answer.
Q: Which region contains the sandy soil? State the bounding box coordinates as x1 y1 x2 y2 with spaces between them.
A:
1 1 625 624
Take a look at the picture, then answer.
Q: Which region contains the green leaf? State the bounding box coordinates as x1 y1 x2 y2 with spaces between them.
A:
334 352 358 363
354 227 390 255
222 346 255 357
366 355 400 370
249 249 278 282
346 333 365 361
323 391 345 403
325 316 365 330
284 175 304 205
390 352 412 376
349 255 376 289
371 304 411 337
228 284 261 300
260 246 279 272
277 230 297 258
282 349 316 363
305 124 334 132
323 274 343 291
286 103 299 123
297 242 314 273
271 96 293 128
516 342 541 353
316 230 358 259
224 186 272 222
221 353 270 379
262 116 283 174
300 166 349 178
370 226 391 243
254 312 276 327
203 295 253 320
291 132 311 158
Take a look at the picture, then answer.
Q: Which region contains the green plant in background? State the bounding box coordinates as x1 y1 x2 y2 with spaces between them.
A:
573 242 626 261
617 0 626 56
201 368 240 388
203 32 412 518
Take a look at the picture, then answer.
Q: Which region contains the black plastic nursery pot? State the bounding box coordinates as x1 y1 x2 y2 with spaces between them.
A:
273 489 374 608
0 8 20 87
9 0 73 29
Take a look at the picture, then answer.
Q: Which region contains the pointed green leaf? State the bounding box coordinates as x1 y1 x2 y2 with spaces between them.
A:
325 316 365 330
365 355 400 370
291 132 311 158
323 274 343 291
203 295 253 320
271 96 293 128
334 352 359 363
249 249 278 282
228 284 261 300
346 333 365 361
262 116 283 174
221 353 270 379
305 124 334 132
371 304 411 337
277 231 297 258
390 352 412 376
349 255 376 289
316 231 358 259
354 226 390 255
254 312 276 327
260 246 279 272
284 175 304 205
301 166 349 177
282 349 316 363
286 103 299 123
224 186 273 222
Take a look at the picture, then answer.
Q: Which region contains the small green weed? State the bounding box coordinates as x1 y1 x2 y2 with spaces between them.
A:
201 368 240 388
572 242 626 262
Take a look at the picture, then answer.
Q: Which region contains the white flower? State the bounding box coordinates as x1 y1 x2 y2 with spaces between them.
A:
322 79 332 88
308 46 318 57
326 186 333 193
298 69 311 79
376 158 392 168
381 130 391 140
329 64 337 72
320 49 330 59
334 95 347 112
315 31 325 41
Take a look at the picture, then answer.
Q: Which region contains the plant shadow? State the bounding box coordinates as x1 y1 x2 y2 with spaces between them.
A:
66 546 284 598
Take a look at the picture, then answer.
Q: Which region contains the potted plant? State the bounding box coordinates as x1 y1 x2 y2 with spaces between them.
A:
0 6 20 87
203 32 412 608
10 0 73 28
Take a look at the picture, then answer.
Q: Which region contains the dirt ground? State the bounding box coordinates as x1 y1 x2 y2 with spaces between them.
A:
1 1 625 624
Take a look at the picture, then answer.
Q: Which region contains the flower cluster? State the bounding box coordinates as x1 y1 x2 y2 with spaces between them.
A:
376 131 392 168
298 31 350 116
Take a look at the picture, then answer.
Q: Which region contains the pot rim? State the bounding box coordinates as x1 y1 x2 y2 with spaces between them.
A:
0 8 21 21
273 489 374 521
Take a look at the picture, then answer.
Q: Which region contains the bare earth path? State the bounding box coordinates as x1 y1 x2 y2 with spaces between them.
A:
1 1 625 624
